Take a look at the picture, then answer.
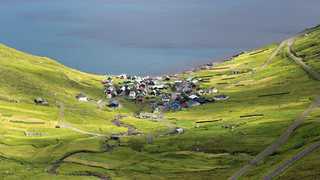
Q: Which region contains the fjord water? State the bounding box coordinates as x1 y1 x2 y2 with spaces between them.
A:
1 0 320 75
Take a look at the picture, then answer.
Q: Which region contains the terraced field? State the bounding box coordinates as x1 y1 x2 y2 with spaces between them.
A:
0 26 320 179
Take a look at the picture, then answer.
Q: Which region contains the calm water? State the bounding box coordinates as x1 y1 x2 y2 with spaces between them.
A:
1 0 320 75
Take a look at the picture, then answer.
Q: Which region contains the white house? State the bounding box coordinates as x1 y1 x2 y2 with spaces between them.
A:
129 91 136 99
175 128 184 134
76 93 89 102
78 96 88 102
189 95 199 100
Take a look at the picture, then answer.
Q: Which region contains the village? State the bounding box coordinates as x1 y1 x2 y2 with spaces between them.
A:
100 68 230 115
31 62 231 137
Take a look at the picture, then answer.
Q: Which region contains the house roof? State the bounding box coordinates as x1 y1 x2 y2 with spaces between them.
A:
189 95 198 99
76 93 87 98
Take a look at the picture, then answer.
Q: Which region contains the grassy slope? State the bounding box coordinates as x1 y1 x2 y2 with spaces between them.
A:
0 26 320 179
0 44 133 179
292 25 320 71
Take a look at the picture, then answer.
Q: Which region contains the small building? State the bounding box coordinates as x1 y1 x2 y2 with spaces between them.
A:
182 86 193 94
171 93 180 100
175 128 184 134
111 134 120 141
34 97 49 106
170 101 182 111
139 83 146 90
206 63 214 67
136 93 145 102
118 74 127 79
181 101 189 108
214 95 230 101
161 94 171 103
232 70 241 75
197 89 205 95
76 93 89 102
152 84 165 89
189 95 199 100
101 79 109 85
129 91 136 100
109 99 120 108
164 76 171 81
210 88 219 94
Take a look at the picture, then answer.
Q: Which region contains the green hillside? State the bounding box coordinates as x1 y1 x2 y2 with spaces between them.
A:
0 25 320 180
292 25 320 72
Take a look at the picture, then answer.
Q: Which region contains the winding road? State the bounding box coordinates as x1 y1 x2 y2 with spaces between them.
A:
48 149 112 174
51 105 135 179
49 113 143 179
47 143 115 180
261 40 287 69
263 140 320 180
287 38 320 81
112 114 140 136
229 97 320 180
232 39 285 87
229 36 320 180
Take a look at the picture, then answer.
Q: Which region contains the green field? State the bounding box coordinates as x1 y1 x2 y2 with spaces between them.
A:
0 26 320 180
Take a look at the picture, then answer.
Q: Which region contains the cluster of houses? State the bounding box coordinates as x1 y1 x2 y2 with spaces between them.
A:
101 73 229 112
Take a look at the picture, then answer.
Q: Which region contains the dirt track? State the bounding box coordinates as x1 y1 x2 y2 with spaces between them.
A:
287 38 320 81
263 140 320 180
261 40 287 69
47 143 114 180
229 36 320 179
229 97 320 180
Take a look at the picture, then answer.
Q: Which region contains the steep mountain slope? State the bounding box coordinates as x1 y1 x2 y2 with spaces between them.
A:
0 44 131 179
292 25 320 72
0 26 320 180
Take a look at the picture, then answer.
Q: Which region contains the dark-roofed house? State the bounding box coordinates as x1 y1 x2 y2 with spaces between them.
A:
34 97 49 106
109 99 120 108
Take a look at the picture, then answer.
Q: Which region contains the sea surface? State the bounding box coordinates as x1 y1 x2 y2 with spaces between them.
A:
1 0 320 75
